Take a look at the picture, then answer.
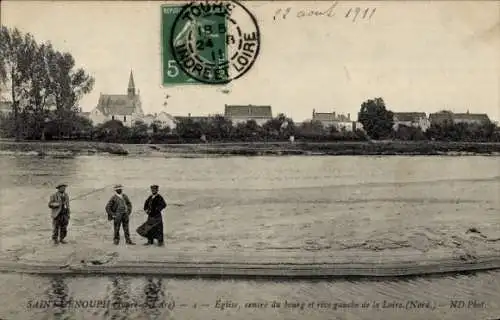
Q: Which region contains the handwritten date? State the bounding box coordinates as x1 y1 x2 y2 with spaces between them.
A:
273 2 377 22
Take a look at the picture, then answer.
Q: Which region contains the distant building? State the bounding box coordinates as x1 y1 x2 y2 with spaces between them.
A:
429 110 490 126
429 111 454 126
142 111 177 130
155 112 176 128
393 112 430 132
89 70 144 127
453 111 491 125
174 113 214 123
224 104 272 126
140 114 155 126
311 109 358 131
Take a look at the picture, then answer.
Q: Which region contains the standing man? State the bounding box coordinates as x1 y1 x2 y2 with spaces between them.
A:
48 183 70 245
142 185 167 246
105 184 135 245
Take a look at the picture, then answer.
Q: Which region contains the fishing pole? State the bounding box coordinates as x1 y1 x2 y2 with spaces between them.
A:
69 185 185 206
70 184 115 202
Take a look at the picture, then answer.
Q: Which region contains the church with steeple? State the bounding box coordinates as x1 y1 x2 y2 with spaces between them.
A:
89 70 144 127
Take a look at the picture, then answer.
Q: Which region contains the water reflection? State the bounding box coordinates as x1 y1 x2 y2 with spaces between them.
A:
6 271 500 320
107 276 132 320
46 276 71 320
38 275 173 320
142 278 165 318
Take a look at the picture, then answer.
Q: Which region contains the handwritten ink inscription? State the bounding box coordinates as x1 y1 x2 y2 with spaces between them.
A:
273 2 377 22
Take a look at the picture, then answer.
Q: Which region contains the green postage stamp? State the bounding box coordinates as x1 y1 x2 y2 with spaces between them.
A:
161 5 199 85
161 1 261 86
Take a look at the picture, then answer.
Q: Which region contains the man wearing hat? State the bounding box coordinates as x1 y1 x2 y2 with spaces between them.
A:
105 184 135 245
48 183 70 244
140 185 167 246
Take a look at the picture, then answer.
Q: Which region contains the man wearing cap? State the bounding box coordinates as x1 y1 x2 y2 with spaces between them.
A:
105 184 135 245
48 184 70 245
141 185 167 246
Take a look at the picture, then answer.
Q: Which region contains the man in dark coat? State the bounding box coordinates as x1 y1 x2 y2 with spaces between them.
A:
105 184 136 245
142 185 167 246
48 183 70 245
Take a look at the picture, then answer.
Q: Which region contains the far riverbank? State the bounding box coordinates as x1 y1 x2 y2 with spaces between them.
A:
0 140 500 157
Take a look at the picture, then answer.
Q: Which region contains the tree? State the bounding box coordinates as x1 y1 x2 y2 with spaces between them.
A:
0 27 37 140
93 120 129 143
175 118 202 139
262 113 295 139
26 42 52 139
207 114 233 140
298 120 325 135
358 97 394 139
46 48 94 138
426 122 497 142
0 26 94 140
234 120 261 141
393 124 427 141
129 120 149 143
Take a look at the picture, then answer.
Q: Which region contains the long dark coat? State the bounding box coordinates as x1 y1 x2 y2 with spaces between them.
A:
137 194 167 240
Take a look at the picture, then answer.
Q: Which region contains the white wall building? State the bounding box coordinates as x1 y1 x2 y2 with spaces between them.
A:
89 70 144 127
393 112 430 132
311 109 359 131
224 104 272 126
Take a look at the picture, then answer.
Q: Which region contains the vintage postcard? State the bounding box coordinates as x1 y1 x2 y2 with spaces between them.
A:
0 1 499 319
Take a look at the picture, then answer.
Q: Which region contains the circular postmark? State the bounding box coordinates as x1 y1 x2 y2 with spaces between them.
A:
170 0 260 84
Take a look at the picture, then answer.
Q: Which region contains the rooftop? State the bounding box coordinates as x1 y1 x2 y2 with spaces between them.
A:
312 110 351 122
453 113 490 122
393 112 427 122
96 94 142 116
224 105 272 118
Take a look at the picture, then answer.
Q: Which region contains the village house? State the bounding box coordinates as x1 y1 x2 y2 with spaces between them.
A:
393 112 430 132
141 111 177 130
452 111 491 125
155 111 177 128
429 111 454 126
311 109 359 131
224 104 272 126
88 71 144 127
429 110 491 126
174 113 215 123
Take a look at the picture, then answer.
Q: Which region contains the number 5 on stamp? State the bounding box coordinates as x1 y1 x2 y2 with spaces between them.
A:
162 5 197 85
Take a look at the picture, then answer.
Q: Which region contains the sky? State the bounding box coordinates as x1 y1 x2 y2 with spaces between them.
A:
1 1 499 122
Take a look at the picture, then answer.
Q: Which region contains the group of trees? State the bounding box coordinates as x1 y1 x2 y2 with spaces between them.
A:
70 114 368 144
171 113 368 143
358 97 500 142
0 26 94 140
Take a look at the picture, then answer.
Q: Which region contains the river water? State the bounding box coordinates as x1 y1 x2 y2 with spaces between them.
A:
0 155 499 319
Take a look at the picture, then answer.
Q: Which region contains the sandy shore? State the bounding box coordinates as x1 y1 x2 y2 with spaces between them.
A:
1 225 500 278
0 140 500 157
2 178 499 278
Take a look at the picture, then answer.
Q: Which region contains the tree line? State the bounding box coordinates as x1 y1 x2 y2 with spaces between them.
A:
0 26 94 140
357 97 499 142
30 114 369 144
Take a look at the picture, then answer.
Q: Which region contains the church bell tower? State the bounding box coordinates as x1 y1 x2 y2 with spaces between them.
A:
127 70 135 97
